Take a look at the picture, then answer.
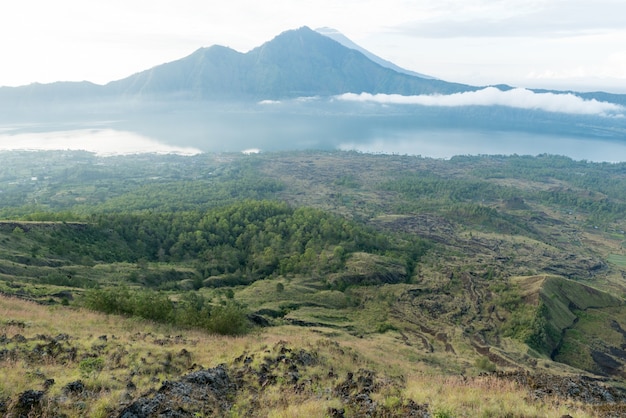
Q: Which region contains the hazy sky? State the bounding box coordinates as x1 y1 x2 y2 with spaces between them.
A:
2 0 625 92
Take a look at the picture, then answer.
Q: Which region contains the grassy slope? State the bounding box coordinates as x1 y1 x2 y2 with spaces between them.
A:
0 295 596 417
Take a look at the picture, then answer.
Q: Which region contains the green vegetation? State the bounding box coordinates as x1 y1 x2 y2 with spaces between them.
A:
608 253 626 268
83 287 249 335
2 149 626 416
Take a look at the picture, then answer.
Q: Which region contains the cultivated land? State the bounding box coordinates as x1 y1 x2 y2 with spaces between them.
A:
2 150 626 417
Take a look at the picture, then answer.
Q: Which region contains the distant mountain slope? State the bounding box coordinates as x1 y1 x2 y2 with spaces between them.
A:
0 81 105 107
0 26 474 108
107 26 472 100
315 27 436 79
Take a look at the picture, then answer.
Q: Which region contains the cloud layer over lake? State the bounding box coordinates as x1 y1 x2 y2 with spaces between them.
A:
336 87 625 116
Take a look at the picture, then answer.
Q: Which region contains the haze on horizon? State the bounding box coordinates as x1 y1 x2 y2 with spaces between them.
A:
2 0 626 93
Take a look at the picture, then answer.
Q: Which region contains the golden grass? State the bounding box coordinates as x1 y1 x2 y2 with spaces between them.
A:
265 399 339 418
403 373 593 418
0 295 255 416
0 295 610 417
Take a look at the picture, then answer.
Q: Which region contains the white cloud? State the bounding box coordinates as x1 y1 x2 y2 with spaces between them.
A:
336 87 625 116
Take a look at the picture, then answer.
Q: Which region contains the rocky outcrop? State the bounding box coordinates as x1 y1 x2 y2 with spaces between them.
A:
118 366 233 418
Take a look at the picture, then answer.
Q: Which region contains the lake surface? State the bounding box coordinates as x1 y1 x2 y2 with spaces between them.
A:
339 130 626 162
1 121 626 162
0 128 201 156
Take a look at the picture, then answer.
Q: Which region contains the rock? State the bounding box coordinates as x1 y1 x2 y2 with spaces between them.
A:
63 380 85 396
184 367 230 392
52 290 74 300
12 390 44 417
327 407 345 417
117 365 233 418
247 313 270 327
43 379 55 390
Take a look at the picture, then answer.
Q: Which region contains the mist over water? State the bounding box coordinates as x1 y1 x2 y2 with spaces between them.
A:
1 124 625 162
0 128 201 156
2 100 626 161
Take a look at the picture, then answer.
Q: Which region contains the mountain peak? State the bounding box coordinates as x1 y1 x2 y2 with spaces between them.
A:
314 27 435 80
2 27 471 103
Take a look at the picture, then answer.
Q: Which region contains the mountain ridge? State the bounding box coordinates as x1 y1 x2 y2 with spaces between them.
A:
315 26 436 80
1 26 625 120
104 26 474 100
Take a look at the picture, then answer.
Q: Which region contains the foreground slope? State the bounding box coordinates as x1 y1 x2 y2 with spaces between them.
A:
0 294 618 417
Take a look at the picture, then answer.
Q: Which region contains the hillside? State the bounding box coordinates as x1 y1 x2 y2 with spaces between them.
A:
0 26 473 108
110 27 475 100
2 150 626 416
315 27 436 79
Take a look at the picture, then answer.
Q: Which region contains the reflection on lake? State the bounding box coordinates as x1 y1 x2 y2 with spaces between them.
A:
340 130 626 163
1 123 626 163
0 129 201 156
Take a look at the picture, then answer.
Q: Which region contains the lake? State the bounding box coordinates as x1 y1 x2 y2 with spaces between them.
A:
1 111 626 162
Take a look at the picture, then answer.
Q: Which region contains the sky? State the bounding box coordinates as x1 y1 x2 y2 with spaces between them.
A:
1 0 626 93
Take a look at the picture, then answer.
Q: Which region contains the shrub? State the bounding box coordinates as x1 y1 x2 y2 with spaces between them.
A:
79 357 104 378
207 301 249 336
474 356 496 373
433 407 454 418
83 288 249 335
376 322 397 333
175 292 211 328
83 287 133 315
131 291 173 322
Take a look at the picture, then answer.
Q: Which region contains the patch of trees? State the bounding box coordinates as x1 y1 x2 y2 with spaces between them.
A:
0 151 284 215
82 175 284 213
380 155 626 225
83 287 248 335
32 200 426 286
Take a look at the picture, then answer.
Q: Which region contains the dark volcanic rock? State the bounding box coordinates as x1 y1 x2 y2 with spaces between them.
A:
118 365 233 418
247 312 271 327
63 380 85 396
12 390 44 417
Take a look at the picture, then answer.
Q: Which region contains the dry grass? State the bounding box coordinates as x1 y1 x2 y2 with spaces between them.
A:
404 373 593 418
0 295 252 416
0 295 612 417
